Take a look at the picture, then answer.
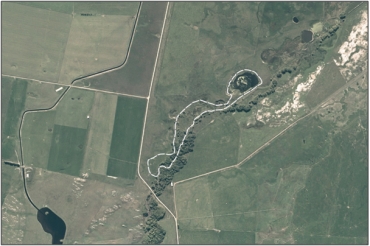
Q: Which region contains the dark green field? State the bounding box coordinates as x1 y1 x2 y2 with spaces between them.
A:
76 2 168 97
107 96 146 177
106 158 137 180
1 77 27 161
47 124 87 176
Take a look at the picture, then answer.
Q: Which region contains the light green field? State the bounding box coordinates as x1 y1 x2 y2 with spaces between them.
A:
2 3 71 82
24 82 67 110
108 96 147 175
82 92 117 175
175 176 213 220
22 111 56 170
15 2 139 15
208 169 257 216
54 88 95 129
58 14 136 84
47 124 87 177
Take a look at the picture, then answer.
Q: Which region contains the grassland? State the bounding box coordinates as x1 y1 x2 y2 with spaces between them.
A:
174 79 367 244
3 167 151 244
305 62 346 108
75 2 168 97
2 3 71 82
2 173 51 244
107 96 146 179
173 114 240 182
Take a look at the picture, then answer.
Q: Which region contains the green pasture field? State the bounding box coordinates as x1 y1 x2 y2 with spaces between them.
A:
82 92 117 176
54 88 94 129
58 14 137 84
175 176 213 220
47 124 87 176
293 112 367 240
173 114 240 182
2 3 71 82
305 62 346 108
179 230 219 244
179 229 255 244
158 213 177 244
16 2 139 15
106 159 136 180
109 96 146 164
207 169 257 216
75 2 167 97
21 111 56 170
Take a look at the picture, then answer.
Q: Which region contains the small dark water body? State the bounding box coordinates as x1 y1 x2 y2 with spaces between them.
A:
37 207 66 244
301 30 313 43
292 17 299 23
231 71 260 92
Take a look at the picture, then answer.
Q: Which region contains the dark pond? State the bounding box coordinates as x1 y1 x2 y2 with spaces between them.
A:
231 71 260 93
37 207 66 244
292 17 299 23
301 30 313 43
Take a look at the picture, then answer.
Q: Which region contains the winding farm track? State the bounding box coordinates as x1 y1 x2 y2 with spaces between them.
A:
13 2 143 211
146 69 263 178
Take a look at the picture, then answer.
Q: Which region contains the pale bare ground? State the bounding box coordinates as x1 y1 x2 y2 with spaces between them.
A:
81 92 118 176
2 3 72 83
58 14 136 84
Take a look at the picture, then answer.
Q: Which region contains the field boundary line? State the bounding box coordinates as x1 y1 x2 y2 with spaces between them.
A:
177 208 282 221
1 74 147 99
174 69 366 185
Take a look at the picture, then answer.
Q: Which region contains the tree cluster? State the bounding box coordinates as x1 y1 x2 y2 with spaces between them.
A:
142 195 167 244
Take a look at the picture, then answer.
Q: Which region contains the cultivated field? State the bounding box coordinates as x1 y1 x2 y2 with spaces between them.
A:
81 92 117 176
2 3 71 82
16 2 139 16
107 96 147 179
1 77 66 209
58 14 137 84
21 88 146 180
75 2 168 97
